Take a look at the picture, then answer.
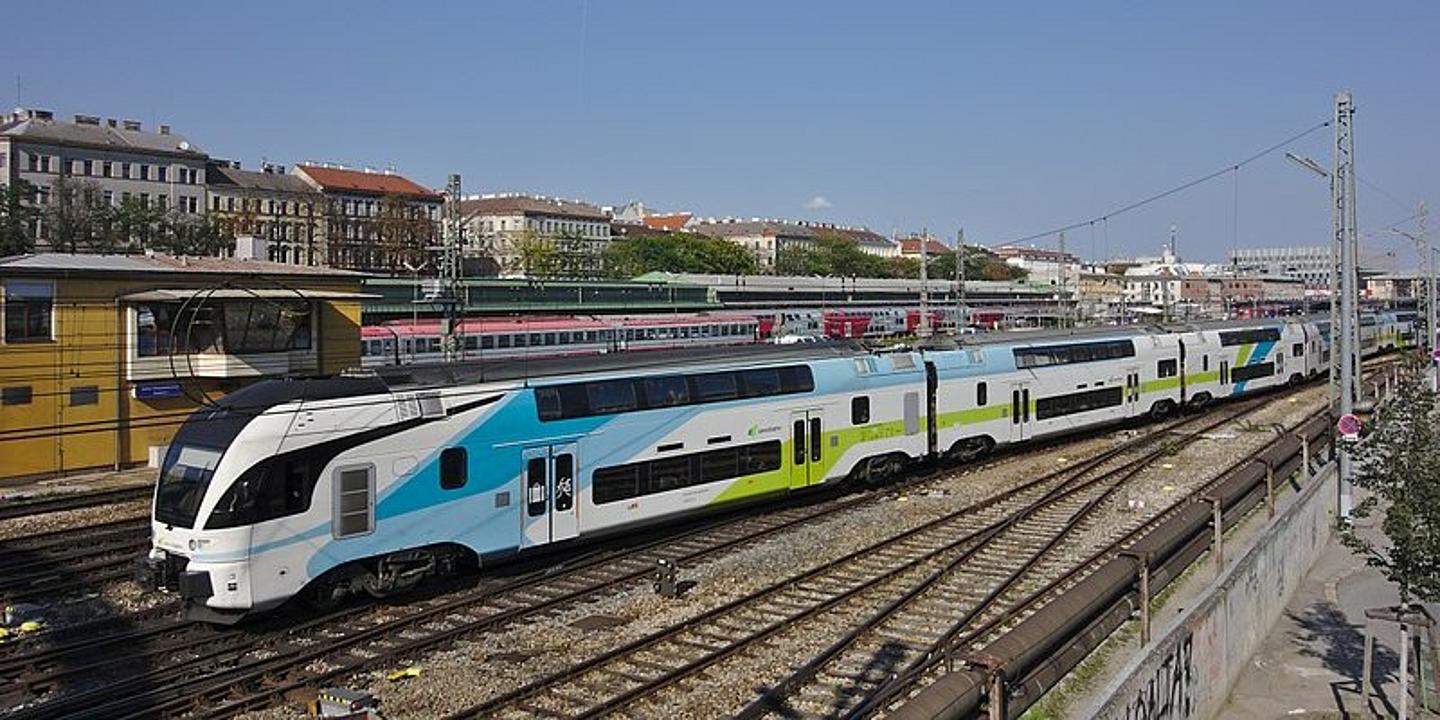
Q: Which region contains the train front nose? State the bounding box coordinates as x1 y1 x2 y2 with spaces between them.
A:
136 528 213 602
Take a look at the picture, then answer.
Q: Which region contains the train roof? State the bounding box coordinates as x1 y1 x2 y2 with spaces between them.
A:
369 340 871 390
363 313 761 337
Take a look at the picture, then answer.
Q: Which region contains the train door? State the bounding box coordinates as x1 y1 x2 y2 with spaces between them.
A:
1008 382 1032 442
789 411 823 489
520 443 579 548
1124 365 1142 416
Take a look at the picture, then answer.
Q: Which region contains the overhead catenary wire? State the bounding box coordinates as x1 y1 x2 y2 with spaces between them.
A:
989 119 1332 250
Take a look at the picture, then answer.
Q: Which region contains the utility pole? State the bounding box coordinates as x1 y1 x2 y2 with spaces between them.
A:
441 173 464 362
1058 231 1068 327
918 228 932 340
1332 90 1360 520
1422 202 1436 392
955 228 966 337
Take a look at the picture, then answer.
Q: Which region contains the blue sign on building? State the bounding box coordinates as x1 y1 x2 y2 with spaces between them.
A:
134 381 184 400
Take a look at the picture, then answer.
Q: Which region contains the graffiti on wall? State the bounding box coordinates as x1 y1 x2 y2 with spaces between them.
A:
1125 631 1195 720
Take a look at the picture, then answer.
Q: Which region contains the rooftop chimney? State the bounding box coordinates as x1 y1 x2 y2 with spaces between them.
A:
106 118 117 128
73 114 100 125
121 119 142 132
158 124 170 135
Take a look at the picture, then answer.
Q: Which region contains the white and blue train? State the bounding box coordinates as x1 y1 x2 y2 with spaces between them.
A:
141 314 1410 622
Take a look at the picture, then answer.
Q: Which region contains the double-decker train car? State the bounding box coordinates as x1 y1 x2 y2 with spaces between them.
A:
143 316 1366 622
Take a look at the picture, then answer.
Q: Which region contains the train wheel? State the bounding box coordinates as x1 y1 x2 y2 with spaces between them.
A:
953 437 993 462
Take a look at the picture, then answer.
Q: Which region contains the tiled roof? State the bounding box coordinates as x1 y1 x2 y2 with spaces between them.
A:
460 195 607 220
1 116 204 157
692 221 816 240
642 213 692 231
0 253 367 277
294 165 442 200
207 163 320 195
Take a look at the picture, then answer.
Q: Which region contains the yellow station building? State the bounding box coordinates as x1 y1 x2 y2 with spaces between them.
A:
0 253 369 480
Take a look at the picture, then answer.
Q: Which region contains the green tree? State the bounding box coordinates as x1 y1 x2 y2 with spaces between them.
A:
509 229 562 278
45 175 109 253
603 232 758 278
0 180 39 256
153 212 228 256
777 234 890 278
110 196 162 250
926 248 1029 282
1340 361 1440 607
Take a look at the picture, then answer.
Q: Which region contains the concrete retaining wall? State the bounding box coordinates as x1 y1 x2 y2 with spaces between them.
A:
1084 460 1339 720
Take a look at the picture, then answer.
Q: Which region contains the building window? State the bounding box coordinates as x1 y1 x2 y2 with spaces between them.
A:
1 386 32 405
157 166 167 182
69 385 99 407
4 280 53 343
139 164 150 181
102 161 112 178
121 162 131 179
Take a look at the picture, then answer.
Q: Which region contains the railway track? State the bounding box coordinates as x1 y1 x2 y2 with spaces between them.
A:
0 485 151 522
439 397 1278 719
0 519 151 603
0 372 1352 719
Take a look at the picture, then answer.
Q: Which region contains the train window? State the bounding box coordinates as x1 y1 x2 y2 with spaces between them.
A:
1035 387 1124 420
1231 362 1275 382
649 456 691 493
514 334 527 348
1013 339 1134 369
793 420 807 465
498 335 511 348
587 379 638 414
852 396 870 425
530 333 543 347
526 458 547 516
481 335 494 350
977 382 988 406
333 466 374 538
1219 328 1281 346
537 366 814 421
700 449 738 482
429 338 441 353
554 454 574 511
742 442 782 474
693 372 740 402
545 332 557 346
1157 359 1178 378
642 376 690 407
464 336 479 351
592 440 782 505
440 447 467 490
593 465 640 504
1292 343 1303 357
1203 355 1209 371
739 369 781 397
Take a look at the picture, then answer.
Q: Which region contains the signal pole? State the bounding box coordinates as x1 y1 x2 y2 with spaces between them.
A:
955 228 966 337
918 228 932 340
1422 202 1436 391
1332 91 1360 520
441 173 464 362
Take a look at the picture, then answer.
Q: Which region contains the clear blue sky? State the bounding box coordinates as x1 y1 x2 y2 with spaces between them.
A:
8 1 1437 264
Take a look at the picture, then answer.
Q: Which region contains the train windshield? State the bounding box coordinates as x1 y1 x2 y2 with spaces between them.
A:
156 444 223 528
